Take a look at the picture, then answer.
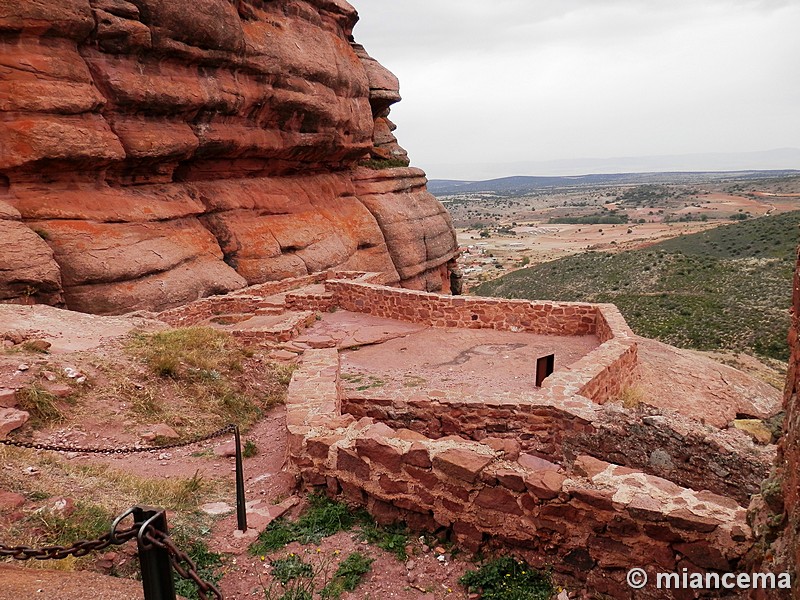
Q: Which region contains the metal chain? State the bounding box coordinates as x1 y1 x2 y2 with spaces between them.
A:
0 423 236 454
0 519 140 561
144 529 224 600
0 509 224 599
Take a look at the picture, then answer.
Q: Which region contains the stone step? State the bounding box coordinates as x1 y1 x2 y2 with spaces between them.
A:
230 311 318 343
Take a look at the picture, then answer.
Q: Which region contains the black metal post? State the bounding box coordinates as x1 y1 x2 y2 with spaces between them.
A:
134 506 176 600
234 426 248 532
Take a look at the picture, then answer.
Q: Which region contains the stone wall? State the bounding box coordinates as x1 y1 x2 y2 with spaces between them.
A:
327 279 612 336
288 348 754 599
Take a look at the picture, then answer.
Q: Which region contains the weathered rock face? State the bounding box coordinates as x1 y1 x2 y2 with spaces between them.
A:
0 0 457 314
749 247 800 597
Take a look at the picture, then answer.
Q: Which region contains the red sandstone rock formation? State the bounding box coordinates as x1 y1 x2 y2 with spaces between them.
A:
0 0 457 314
749 247 800 598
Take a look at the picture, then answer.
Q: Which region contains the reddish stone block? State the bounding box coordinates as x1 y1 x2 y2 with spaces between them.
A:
367 496 402 525
495 469 527 492
573 455 611 478
673 541 731 570
518 453 560 472
444 483 471 502
643 522 685 543
519 493 540 513
666 509 721 533
404 465 439 489
306 435 338 460
405 442 432 469
340 481 366 504
539 503 580 521
356 437 403 472
453 521 484 552
475 486 523 516
433 448 492 483
378 474 409 495
532 516 567 534
395 428 428 442
571 488 615 511
336 448 370 480
524 471 566 500
626 495 668 521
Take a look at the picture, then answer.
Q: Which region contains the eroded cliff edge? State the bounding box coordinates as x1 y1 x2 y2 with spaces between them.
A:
748 246 800 598
0 0 458 314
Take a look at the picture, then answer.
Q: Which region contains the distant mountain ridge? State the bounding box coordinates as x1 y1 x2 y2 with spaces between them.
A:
428 170 800 196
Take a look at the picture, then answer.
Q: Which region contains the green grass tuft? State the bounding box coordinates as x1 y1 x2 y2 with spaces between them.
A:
321 552 374 599
459 557 554 600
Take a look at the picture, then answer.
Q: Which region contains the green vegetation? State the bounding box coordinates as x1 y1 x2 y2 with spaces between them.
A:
250 494 360 554
263 551 373 600
476 211 799 361
459 557 554 600
17 383 70 427
172 539 224 600
549 212 629 225
28 501 112 546
124 327 291 431
616 184 674 206
320 552 374 599
250 494 411 562
359 158 410 170
359 520 410 561
243 439 259 458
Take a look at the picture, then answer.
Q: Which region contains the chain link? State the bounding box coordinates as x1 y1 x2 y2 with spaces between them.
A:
145 529 224 600
0 524 139 561
0 508 224 599
0 424 236 454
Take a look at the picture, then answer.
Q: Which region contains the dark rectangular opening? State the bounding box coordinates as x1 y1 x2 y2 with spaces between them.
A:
535 354 555 387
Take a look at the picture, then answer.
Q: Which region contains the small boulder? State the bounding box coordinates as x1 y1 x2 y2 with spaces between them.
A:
0 408 29 437
214 441 236 458
0 491 26 511
0 388 18 408
141 423 179 442
24 339 51 353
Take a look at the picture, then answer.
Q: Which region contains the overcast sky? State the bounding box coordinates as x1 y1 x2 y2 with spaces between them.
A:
352 1 800 180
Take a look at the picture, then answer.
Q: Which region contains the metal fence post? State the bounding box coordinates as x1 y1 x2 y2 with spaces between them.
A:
134 506 177 600
234 426 248 532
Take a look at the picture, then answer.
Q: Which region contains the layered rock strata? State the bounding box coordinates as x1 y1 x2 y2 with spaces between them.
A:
0 0 457 313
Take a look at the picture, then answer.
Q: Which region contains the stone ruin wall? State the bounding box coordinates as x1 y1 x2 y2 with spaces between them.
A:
287 348 752 599
271 276 775 598
320 278 772 503
0 0 458 314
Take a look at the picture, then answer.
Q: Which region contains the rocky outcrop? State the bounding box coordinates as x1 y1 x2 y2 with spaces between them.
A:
0 0 457 314
749 247 800 597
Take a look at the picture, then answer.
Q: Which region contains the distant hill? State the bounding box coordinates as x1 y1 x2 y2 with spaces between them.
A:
428 170 800 196
474 211 800 360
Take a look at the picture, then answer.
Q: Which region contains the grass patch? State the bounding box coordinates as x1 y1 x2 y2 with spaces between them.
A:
243 439 259 458
16 383 67 427
250 494 360 555
459 557 554 600
127 327 248 379
359 521 410 561
120 327 291 432
28 501 113 546
321 552 374 599
476 211 798 361
171 539 224 600
250 494 412 563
